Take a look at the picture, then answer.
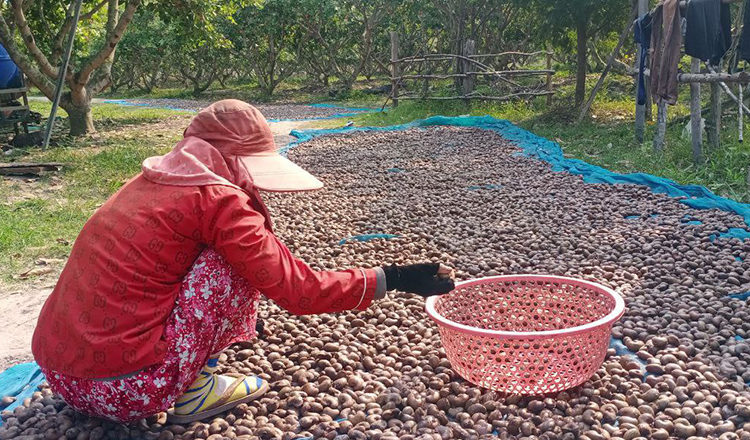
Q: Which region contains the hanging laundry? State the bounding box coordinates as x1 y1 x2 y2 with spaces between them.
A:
684 0 731 66
741 0 750 62
650 0 682 105
634 13 653 106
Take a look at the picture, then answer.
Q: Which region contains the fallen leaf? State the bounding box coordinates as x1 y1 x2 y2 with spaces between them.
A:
17 266 53 279
55 238 70 245
35 258 65 266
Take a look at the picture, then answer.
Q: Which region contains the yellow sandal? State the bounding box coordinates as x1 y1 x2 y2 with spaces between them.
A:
168 357 269 423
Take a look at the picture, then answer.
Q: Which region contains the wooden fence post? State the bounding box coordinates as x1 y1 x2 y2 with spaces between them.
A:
709 78 722 149
690 58 704 164
653 100 667 152
462 39 476 104
546 48 553 106
635 0 649 143
390 31 399 108
740 84 744 143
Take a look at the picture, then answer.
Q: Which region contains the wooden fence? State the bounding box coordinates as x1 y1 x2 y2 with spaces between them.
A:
388 32 555 107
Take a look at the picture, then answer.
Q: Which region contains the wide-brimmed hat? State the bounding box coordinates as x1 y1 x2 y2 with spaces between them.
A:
183 99 323 192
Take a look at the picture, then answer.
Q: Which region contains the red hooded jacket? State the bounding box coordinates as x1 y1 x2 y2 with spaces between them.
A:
31 102 379 379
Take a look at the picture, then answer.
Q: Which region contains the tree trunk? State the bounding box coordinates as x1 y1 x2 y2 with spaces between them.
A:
575 19 589 108
61 90 94 136
68 105 95 136
262 83 276 97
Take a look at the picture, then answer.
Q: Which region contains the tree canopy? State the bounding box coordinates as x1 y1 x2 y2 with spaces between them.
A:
0 0 637 134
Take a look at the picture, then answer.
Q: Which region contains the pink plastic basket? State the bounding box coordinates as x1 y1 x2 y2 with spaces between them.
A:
425 275 625 395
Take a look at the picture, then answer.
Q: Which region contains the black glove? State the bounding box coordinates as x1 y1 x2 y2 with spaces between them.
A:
255 318 265 339
382 263 455 297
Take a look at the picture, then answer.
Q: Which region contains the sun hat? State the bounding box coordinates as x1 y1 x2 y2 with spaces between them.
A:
183 99 323 192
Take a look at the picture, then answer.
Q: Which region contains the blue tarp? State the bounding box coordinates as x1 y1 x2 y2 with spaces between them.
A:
338 234 399 245
101 99 195 112
0 362 45 425
468 184 502 191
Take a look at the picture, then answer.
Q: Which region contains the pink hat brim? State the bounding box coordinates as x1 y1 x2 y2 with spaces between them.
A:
240 153 323 192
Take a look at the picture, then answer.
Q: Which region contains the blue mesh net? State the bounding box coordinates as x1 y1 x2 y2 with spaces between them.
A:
338 234 399 245
0 362 45 425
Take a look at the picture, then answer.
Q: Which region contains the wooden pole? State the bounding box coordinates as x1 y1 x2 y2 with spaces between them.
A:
677 71 750 83
546 48 553 106
635 0 649 143
390 31 399 108
709 75 722 149
690 58 704 164
740 84 744 143
706 65 750 114
462 39 476 105
645 74 653 121
653 100 667 152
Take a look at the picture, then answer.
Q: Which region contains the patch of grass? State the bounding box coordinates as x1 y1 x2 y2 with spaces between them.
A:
100 78 390 109
27 101 191 130
0 197 93 277
0 103 186 281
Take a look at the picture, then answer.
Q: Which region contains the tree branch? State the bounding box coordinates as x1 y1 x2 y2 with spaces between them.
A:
77 0 140 87
89 74 112 94
10 0 58 79
52 2 76 65
0 13 55 97
37 1 54 47
80 0 108 21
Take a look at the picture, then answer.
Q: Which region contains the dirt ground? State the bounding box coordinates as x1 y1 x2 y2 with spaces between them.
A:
0 113 321 372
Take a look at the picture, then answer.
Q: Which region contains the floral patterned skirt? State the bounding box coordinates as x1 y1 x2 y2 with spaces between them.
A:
42 248 260 423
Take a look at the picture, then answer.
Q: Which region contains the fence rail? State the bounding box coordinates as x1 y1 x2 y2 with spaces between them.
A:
388 33 555 107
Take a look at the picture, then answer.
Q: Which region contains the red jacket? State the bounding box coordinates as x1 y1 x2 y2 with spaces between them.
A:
31 176 377 379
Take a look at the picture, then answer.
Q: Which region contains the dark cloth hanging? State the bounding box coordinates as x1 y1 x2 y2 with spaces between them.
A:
650 0 682 105
741 0 750 61
635 13 653 106
684 0 731 65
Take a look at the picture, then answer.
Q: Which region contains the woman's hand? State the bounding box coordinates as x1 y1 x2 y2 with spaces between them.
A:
382 263 455 297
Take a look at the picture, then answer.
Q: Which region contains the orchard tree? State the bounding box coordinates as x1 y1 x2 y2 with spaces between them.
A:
296 0 396 93
0 0 141 135
0 0 251 135
113 10 175 93
534 0 628 108
161 1 239 96
229 0 300 97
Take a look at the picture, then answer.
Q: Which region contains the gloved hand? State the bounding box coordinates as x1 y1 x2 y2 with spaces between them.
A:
255 318 265 339
382 263 455 297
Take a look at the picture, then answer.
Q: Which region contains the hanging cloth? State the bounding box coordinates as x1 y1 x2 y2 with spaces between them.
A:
650 0 683 104
741 0 750 61
635 13 653 106
684 0 731 66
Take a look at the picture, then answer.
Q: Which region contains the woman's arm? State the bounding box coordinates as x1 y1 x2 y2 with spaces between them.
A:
200 187 381 315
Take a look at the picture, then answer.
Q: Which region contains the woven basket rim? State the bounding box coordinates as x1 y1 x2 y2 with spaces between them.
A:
425 274 625 340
